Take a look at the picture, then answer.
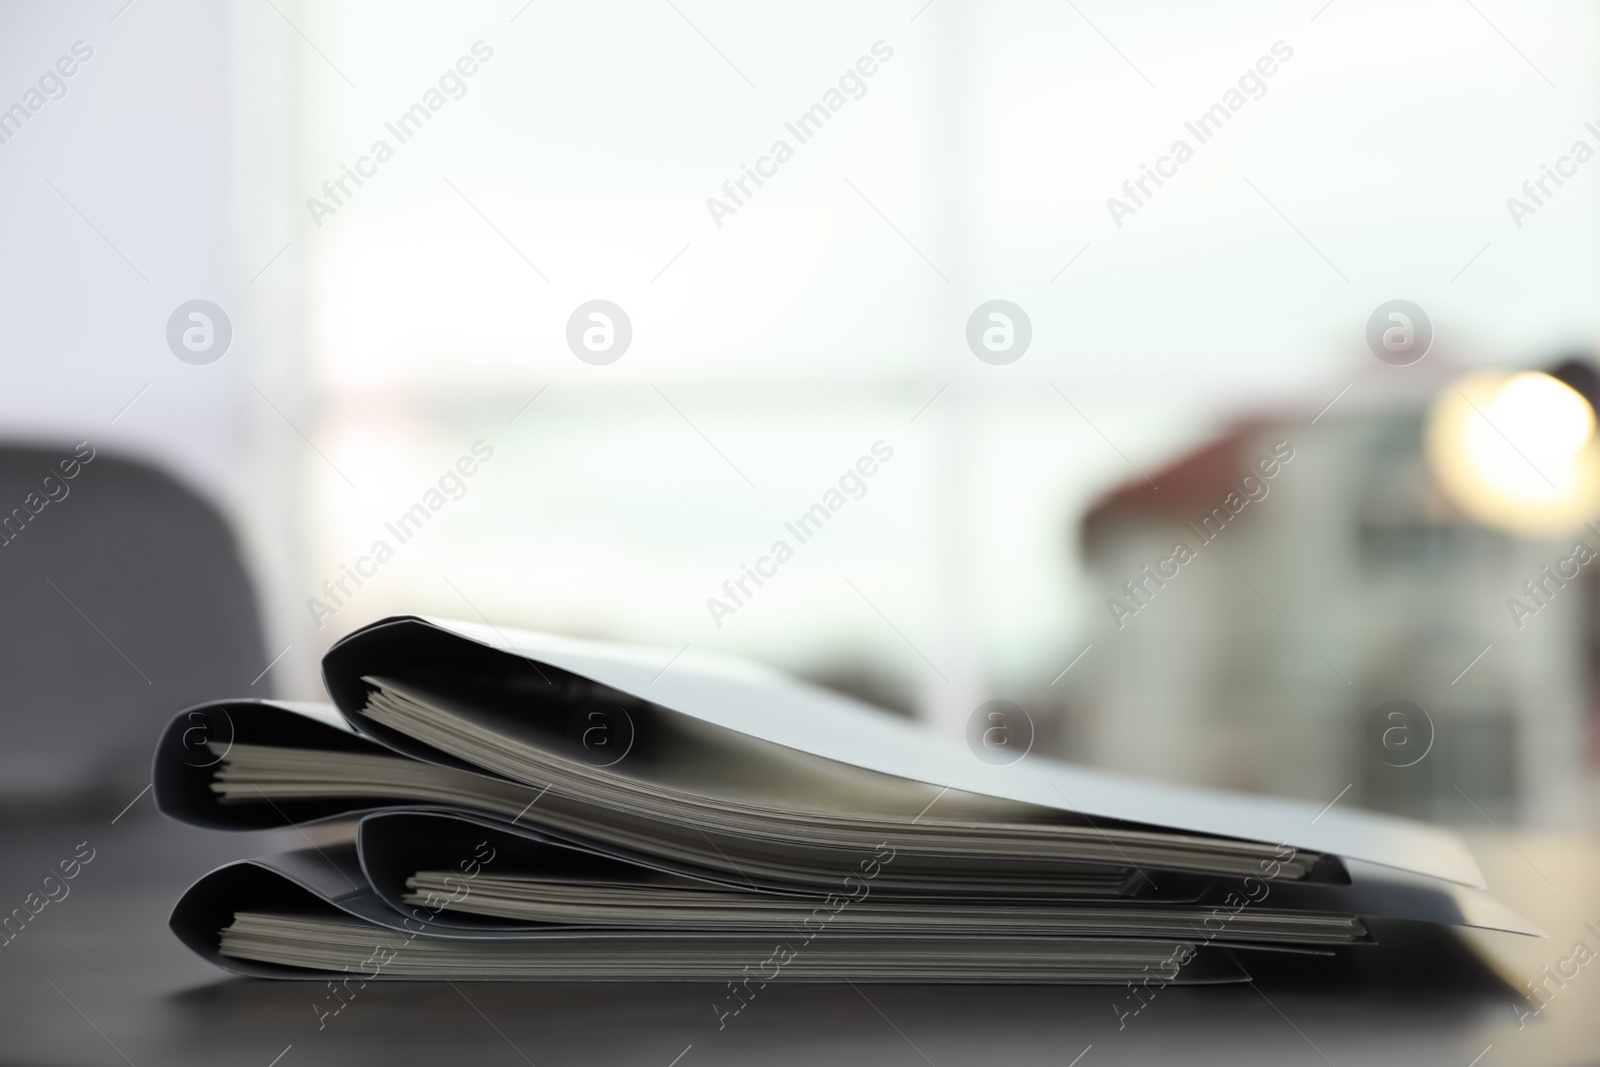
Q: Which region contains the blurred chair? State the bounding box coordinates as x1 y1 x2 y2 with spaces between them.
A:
0 443 268 820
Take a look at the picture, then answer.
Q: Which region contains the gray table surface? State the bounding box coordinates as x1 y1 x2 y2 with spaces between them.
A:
2 810 1597 1066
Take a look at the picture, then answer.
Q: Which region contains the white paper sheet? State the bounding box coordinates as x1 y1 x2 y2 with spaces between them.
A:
416 617 1487 889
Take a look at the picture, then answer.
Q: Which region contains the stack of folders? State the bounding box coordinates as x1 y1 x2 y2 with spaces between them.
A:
155 616 1540 985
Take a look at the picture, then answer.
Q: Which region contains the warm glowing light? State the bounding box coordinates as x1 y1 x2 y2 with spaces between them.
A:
1488 373 1594 461
1426 372 1600 536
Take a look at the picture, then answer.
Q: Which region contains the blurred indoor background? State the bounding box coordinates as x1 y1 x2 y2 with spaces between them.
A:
4 0 1600 831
